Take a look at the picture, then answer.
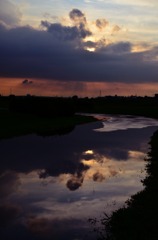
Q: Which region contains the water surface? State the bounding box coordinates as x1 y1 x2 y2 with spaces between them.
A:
0 115 158 240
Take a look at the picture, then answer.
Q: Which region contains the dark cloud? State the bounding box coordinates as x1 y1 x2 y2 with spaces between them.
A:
93 172 105 182
27 216 89 240
0 211 91 240
112 24 121 34
41 21 79 41
0 9 158 83
66 163 89 191
109 169 118 177
0 171 20 199
69 9 86 23
66 176 83 191
43 12 58 21
41 9 91 42
83 40 96 48
0 22 157 83
22 79 33 85
27 217 52 237
0 0 22 27
41 21 91 41
0 204 21 227
69 9 92 39
96 19 109 30
105 148 129 160
77 22 92 39
101 42 132 54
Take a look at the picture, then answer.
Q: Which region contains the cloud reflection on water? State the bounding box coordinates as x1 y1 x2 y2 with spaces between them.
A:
0 115 158 239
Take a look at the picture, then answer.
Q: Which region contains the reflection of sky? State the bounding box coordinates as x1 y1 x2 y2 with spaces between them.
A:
0 115 158 240
94 115 158 132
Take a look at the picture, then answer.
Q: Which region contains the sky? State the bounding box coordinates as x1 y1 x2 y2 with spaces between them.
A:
0 0 158 96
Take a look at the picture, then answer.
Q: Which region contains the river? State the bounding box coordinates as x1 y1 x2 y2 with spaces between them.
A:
0 114 158 240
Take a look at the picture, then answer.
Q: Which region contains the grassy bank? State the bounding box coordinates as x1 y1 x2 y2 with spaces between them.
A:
1 94 158 140
0 109 97 139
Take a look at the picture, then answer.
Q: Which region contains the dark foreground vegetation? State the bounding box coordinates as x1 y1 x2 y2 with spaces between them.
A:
1 94 158 117
0 108 97 139
0 95 97 139
1 94 158 139
74 95 158 118
89 130 158 240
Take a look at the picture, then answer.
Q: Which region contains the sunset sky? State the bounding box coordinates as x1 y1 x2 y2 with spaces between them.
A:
0 0 158 96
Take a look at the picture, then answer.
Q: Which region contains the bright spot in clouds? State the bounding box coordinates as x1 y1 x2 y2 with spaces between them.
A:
0 0 158 96
84 150 94 155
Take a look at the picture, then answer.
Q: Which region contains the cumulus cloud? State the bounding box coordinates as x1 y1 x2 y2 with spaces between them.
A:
0 9 158 84
66 175 84 191
66 163 89 191
69 9 92 39
0 0 22 27
69 9 86 24
112 24 121 34
41 21 91 41
22 79 33 85
41 9 92 42
96 18 109 30
93 171 105 182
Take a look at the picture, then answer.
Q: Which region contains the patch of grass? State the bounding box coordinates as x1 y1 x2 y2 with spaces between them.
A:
0 109 97 139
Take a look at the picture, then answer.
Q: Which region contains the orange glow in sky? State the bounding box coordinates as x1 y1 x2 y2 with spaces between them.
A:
1 78 158 97
0 1 158 96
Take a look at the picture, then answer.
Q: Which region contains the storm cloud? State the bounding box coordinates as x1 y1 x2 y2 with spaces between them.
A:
41 20 91 40
0 9 158 83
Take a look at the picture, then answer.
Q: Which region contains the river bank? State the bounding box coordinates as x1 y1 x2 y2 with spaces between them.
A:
0 109 97 139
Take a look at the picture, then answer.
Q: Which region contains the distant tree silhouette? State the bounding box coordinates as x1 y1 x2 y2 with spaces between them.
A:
9 96 75 117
